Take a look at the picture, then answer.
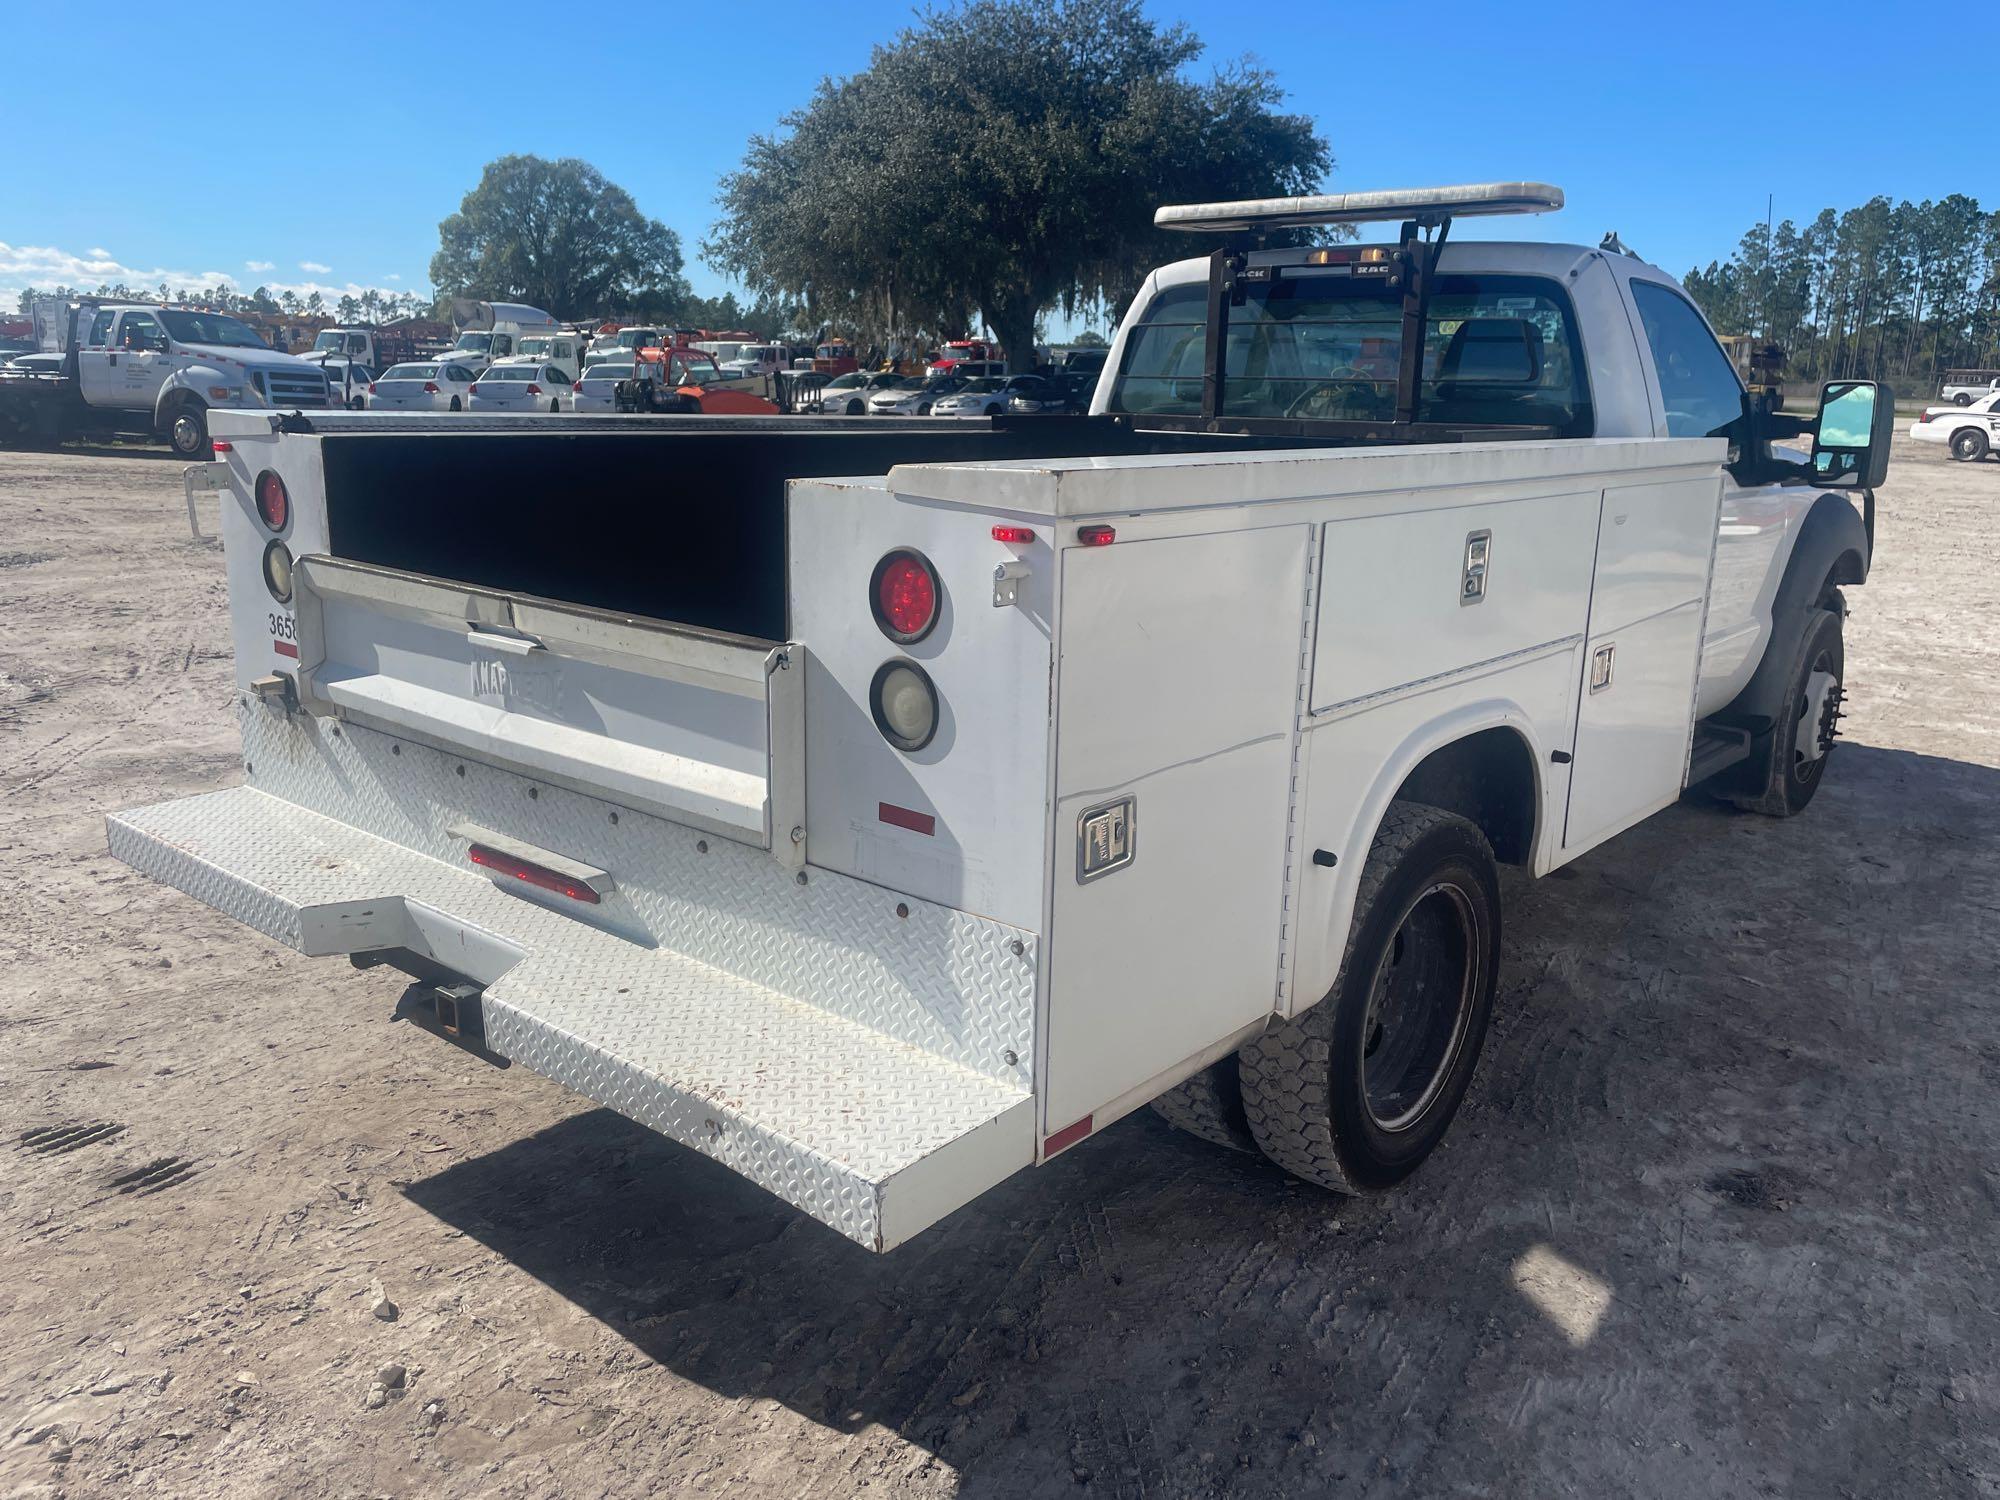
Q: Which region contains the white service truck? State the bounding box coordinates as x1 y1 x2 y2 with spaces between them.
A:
109 184 1892 1251
0 300 334 456
444 300 563 375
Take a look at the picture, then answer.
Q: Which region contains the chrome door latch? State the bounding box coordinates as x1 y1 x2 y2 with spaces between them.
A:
1461 529 1492 605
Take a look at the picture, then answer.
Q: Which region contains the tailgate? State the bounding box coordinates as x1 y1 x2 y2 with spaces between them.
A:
289 556 803 860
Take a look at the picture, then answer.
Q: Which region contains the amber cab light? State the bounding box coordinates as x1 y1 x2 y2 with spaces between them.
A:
254 470 290 531
871 550 939 643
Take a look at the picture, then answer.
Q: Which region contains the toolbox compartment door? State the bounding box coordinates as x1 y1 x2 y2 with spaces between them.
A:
288 556 804 861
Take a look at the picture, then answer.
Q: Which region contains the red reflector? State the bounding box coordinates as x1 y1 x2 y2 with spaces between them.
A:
272 638 299 659
872 551 938 642
254 470 289 531
211 440 233 453
467 844 601 903
878 801 936 836
1076 524 1116 546
1044 1115 1094 1156
991 524 1035 544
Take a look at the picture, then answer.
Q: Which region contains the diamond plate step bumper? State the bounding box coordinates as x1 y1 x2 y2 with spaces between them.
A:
108 787 1034 1250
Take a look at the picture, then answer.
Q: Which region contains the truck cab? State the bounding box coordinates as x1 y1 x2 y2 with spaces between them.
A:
511 333 585 385
447 301 563 375
71 303 333 456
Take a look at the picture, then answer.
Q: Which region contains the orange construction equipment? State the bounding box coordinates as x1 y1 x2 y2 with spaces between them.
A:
624 340 780 414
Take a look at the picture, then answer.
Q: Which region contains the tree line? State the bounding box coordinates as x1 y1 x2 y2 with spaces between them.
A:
15 281 436 326
1683 197 2000 390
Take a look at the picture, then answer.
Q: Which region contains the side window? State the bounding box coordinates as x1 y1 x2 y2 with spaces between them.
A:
87 310 115 347
119 311 163 350
492 335 512 357
1629 281 1743 439
348 335 367 354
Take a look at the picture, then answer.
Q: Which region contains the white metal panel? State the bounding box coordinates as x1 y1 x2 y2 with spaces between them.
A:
1563 473 1723 853
1287 654 1575 1012
209 413 323 688
1043 525 1309 1134
789 477 1056 932
887 436 1722 521
1564 602 1707 853
1310 489 1598 713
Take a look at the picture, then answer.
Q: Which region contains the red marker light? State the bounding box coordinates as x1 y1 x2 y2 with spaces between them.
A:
991 524 1035 545
211 440 233 453
467 844 601 903
1077 525 1116 546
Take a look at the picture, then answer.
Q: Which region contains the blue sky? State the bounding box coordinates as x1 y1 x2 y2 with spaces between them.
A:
0 0 1976 328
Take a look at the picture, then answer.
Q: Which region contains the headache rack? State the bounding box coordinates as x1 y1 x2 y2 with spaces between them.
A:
1142 180 1565 444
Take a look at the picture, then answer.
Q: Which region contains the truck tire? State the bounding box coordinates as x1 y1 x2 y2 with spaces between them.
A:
1238 802 1501 1194
164 398 208 459
1953 392 1974 406
1149 1060 1258 1153
1950 428 1989 462
1731 606 1844 817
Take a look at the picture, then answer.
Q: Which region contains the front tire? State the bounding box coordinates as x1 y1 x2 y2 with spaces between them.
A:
1953 392 1974 406
1950 428 1989 462
1238 803 1501 1194
1732 605 1844 817
164 399 208 459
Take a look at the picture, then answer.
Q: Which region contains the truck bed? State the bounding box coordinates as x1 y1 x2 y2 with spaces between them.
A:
298 413 1249 641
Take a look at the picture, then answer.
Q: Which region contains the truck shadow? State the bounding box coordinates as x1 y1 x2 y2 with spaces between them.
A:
403 740 2000 1497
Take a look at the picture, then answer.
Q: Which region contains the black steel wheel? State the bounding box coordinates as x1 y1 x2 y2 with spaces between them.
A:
1239 802 1500 1193
1950 428 1989 462
1733 606 1845 817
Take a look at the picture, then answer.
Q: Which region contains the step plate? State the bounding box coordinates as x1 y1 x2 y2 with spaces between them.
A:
108 787 1033 1250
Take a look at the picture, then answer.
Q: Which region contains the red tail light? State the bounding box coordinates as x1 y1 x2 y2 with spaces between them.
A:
1916 411 1934 423
467 844 601 904
871 550 939 643
573 381 584 393
368 382 378 394
421 380 437 394
254 470 290 531
468 382 479 394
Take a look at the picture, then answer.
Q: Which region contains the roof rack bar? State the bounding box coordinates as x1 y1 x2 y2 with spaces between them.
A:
1156 181 1562 234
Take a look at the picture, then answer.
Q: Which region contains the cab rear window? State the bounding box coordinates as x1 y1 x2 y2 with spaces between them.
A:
1108 272 1593 436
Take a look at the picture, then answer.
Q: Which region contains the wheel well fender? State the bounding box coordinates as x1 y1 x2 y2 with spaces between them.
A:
153 382 206 429
1714 492 1867 733
1289 702 1547 1012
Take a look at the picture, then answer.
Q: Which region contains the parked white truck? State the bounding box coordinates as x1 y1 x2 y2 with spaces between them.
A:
109 184 1891 1251
0 300 334 456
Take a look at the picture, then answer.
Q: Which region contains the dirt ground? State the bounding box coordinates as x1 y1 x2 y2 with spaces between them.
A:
3 433 1998 1499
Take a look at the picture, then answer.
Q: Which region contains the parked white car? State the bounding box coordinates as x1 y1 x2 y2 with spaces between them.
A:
814 370 903 415
308 355 375 410
569 360 634 413
366 362 478 412
867 375 966 415
932 375 1038 417
1910 390 2000 460
467 362 572 413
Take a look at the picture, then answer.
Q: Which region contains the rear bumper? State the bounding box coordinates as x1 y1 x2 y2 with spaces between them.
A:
109 716 1038 1251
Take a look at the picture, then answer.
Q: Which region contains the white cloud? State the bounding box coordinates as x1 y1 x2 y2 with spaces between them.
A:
385 273 401 281
245 259 275 272
0 241 423 312
299 260 331 274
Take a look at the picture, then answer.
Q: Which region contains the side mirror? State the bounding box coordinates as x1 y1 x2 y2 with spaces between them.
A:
1810 380 1893 488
